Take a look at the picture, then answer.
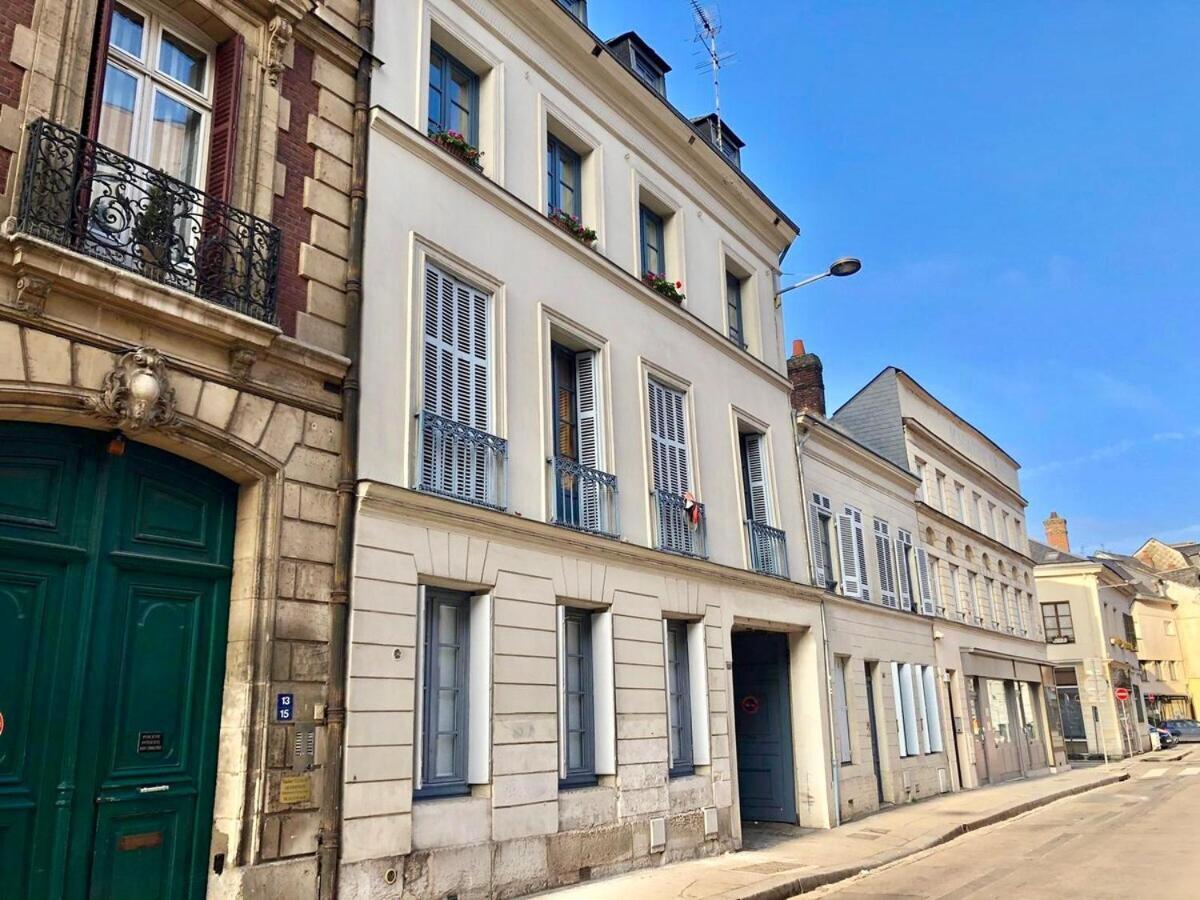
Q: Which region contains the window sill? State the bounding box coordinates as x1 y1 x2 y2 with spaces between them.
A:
412 783 472 801
668 764 695 779
558 774 600 791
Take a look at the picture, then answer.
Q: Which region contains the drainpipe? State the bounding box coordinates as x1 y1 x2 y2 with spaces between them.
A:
793 418 841 827
318 2 373 898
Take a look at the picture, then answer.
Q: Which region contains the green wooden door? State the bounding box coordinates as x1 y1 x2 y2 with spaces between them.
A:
0 423 236 900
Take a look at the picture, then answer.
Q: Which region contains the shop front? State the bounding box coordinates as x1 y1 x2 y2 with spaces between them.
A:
963 652 1055 785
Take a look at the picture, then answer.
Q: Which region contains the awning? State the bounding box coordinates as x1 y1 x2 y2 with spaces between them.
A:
962 648 1053 684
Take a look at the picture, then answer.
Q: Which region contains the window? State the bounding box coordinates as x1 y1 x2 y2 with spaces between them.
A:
665 620 693 776
639 205 665 278
419 263 500 507
837 505 871 602
1166 620 1178 637
554 0 587 22
934 471 947 512
947 564 962 617
1006 585 1023 633
648 379 700 556
967 573 982 623
428 43 478 142
986 578 1002 629
741 431 785 576
809 492 836 589
989 502 1001 538
1042 602 1075 643
915 459 929 503
954 483 967 522
546 134 581 218
874 518 899 609
973 493 984 531
416 589 486 798
632 46 665 93
834 656 852 764
559 608 595 787
921 666 945 752
915 545 937 615
895 529 915 611
1123 613 1138 647
97 2 213 187
550 342 614 535
892 662 919 757
726 271 745 347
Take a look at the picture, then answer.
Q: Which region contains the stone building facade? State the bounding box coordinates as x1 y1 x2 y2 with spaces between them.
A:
0 1 368 897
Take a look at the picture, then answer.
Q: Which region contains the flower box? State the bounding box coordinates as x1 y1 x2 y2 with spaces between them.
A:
643 271 685 303
429 130 484 172
548 209 597 247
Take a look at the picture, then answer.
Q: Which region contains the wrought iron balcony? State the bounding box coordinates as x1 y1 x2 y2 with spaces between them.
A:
416 411 507 510
16 118 280 323
550 456 619 538
746 519 789 578
651 491 707 559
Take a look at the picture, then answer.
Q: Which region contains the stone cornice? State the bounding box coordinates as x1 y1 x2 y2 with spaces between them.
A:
359 479 825 600
370 109 794 395
903 417 1028 508
916 501 1035 568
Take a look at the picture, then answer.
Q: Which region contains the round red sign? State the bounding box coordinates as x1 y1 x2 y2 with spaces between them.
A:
1114 687 1131 702
740 695 760 715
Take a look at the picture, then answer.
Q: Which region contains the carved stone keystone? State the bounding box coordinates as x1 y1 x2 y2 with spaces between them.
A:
85 347 179 433
14 274 52 316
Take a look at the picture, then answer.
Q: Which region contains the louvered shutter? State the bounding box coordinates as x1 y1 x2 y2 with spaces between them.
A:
83 0 115 140
874 520 896 608
915 548 936 615
808 495 829 589
576 350 601 530
895 531 913 611
837 510 860 598
852 510 870 602
649 379 690 552
743 434 770 524
890 662 908 757
205 36 245 202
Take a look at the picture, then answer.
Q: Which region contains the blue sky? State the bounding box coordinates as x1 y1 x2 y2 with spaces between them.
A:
589 1 1199 556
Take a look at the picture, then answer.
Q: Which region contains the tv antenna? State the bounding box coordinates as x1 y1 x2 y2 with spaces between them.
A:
690 1 734 151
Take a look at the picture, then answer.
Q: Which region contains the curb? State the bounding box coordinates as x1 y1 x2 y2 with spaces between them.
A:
721 773 1130 900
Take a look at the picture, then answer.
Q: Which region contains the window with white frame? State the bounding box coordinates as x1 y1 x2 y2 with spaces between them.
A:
837 505 870 602
418 263 500 507
809 492 836 590
895 529 915 611
664 619 709 776
415 588 491 798
973 492 984 531
915 459 930 504
954 482 967 522
921 666 945 752
874 518 899 608
934 471 947 512
648 378 701 555
891 661 920 757
915 545 937 615
98 2 214 187
834 655 853 764
549 339 616 536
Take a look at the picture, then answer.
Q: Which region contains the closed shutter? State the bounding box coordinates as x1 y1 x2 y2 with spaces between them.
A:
874 519 897 608
891 661 907 757
205 35 245 204
743 434 770 524
837 510 860 598
967 576 981 622
915 548 936 615
852 509 870 602
575 350 601 529
83 0 116 140
895 530 913 611
422 263 492 501
648 380 689 496
809 493 831 589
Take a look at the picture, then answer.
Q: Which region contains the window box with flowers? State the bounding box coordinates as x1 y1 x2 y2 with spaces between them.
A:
643 271 685 303
429 130 484 173
548 209 597 247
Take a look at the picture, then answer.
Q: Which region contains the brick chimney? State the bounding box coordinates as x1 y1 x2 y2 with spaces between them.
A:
1043 511 1070 553
787 339 825 416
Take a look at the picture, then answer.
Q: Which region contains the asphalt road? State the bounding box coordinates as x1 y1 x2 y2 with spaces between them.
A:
809 754 1200 900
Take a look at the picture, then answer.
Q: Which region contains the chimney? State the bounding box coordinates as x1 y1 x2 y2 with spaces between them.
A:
787 339 825 417
1044 511 1070 553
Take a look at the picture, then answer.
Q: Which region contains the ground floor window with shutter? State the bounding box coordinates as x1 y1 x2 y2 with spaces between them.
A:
663 619 710 777
834 655 853 764
419 263 506 509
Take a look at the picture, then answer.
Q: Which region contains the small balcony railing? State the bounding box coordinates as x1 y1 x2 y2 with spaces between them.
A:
651 491 707 558
16 118 280 323
416 411 507 510
746 519 789 578
550 456 619 538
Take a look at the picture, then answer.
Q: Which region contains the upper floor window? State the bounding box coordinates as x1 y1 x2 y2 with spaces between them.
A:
1042 602 1074 643
954 482 967 522
836 505 871 603
873 518 899 609
607 32 670 97
554 0 587 22
632 47 665 93
933 470 947 512
428 43 478 143
726 272 745 347
808 492 836 590
740 431 786 577
639 205 665 278
98 2 214 187
550 341 617 536
648 378 703 556
547 135 581 218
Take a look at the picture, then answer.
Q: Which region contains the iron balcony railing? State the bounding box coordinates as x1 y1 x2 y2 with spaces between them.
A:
16 118 280 322
651 491 707 559
416 411 507 510
550 456 619 538
746 519 789 578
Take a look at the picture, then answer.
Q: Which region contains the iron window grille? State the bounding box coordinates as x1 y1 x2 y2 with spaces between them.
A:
652 491 707 558
550 457 619 538
416 410 508 511
746 520 789 578
17 118 280 322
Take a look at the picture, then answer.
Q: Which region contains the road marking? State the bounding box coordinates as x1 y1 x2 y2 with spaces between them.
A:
1181 767 1200 776
1141 767 1169 779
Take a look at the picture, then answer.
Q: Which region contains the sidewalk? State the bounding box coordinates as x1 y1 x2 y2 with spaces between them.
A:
541 764 1130 900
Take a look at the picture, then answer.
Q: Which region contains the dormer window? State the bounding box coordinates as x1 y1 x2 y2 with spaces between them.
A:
555 0 587 23
691 114 745 168
606 32 670 98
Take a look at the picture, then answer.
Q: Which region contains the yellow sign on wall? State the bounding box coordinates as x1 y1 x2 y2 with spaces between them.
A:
279 774 312 805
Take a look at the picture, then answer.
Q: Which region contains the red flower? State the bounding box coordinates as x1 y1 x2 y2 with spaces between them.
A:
675 281 682 289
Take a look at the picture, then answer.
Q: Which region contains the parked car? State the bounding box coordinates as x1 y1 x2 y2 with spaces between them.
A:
1151 724 1178 749
1162 719 1200 743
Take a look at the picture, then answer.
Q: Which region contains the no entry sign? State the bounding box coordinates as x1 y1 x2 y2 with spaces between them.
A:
1114 687 1131 702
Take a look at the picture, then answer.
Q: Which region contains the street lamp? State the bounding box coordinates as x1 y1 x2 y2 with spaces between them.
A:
775 257 862 301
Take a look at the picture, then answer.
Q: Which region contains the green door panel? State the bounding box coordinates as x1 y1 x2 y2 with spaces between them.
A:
0 423 236 900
